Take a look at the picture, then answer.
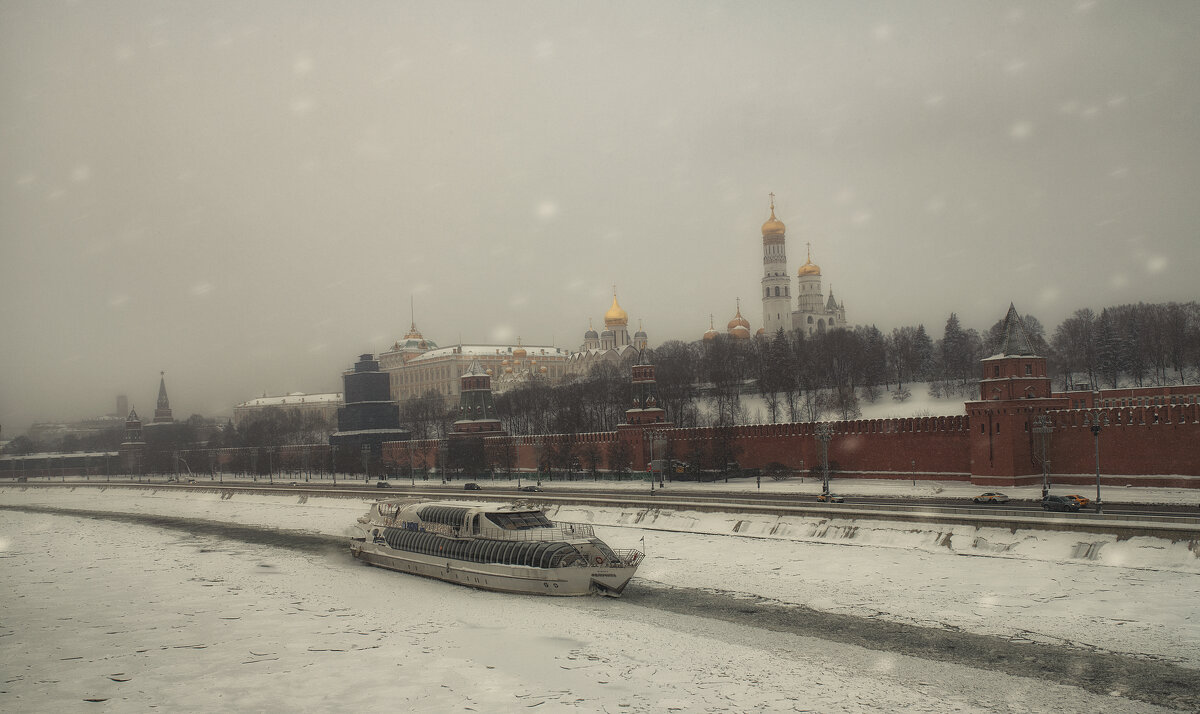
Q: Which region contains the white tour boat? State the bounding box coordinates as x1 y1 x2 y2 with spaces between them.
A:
350 499 643 596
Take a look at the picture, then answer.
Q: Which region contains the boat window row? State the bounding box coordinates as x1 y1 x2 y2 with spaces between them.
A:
485 511 554 530
383 528 584 568
415 505 472 528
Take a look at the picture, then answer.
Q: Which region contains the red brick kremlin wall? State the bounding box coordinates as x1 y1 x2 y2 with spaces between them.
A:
380 401 1200 488
1038 404 1200 488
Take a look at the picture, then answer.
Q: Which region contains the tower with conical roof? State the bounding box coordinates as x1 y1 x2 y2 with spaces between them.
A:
119 407 146 474
624 351 669 426
452 360 505 436
966 304 1067 484
760 193 791 336
153 372 174 424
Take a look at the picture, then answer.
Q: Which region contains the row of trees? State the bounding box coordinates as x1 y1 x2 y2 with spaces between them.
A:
475 300 1198 435
1050 302 1198 391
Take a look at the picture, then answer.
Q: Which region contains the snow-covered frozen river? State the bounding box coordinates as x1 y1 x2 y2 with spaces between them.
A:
2 486 1197 712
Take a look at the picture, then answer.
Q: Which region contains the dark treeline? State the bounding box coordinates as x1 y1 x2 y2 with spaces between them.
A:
489 300 1200 435
2 409 331 456
7 302 1196 453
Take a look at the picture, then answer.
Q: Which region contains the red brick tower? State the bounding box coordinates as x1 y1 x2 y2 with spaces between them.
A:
452 360 506 436
119 407 146 475
966 304 1067 485
618 351 673 471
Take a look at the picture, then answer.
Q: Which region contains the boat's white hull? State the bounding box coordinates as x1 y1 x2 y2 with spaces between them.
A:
350 539 635 597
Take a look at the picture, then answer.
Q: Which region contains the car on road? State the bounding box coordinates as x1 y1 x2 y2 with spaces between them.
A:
463 482 482 490
1042 495 1081 512
973 492 1010 504
1062 494 1090 508
375 481 392 489
816 493 844 503
518 485 543 492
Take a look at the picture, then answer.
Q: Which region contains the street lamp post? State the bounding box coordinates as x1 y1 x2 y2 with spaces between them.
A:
647 430 660 496
361 444 370 483
1032 414 1054 499
1084 410 1110 513
815 423 833 498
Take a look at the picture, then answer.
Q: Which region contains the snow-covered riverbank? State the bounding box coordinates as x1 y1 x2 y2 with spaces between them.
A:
2 486 1197 712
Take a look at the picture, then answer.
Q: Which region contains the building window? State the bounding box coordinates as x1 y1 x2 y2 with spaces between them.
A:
994 366 1000 377
1024 364 1032 376
995 423 1000 433
774 286 780 297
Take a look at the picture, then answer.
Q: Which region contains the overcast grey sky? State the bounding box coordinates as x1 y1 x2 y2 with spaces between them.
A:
2 1 1198 429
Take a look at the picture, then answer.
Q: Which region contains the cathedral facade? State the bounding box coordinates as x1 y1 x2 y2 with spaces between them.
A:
759 195 847 337
567 289 647 375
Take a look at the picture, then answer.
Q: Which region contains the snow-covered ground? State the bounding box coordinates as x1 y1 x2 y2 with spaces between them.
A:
723 381 968 425
2 486 1197 712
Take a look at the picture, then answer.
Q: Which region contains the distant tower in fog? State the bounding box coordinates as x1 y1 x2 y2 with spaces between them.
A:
153 372 174 424
119 407 146 474
116 394 128 419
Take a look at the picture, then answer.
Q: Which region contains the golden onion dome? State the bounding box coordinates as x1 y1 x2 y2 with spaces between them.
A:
513 346 527 359
604 290 628 327
727 299 750 331
756 327 766 337
702 314 719 341
761 208 785 237
539 366 548 374
730 325 751 340
797 243 821 277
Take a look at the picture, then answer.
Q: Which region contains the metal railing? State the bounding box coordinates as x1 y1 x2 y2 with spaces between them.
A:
378 519 597 542
611 549 644 567
482 522 595 541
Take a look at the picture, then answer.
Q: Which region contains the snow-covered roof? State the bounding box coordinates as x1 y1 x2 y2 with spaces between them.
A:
0 451 119 460
405 344 569 364
235 393 343 408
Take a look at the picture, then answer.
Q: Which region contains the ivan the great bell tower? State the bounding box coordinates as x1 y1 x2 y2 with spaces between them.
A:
760 193 791 336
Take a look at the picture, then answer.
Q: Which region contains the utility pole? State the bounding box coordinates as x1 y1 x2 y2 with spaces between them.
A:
1084 410 1109 513
1032 414 1054 499
816 423 833 498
